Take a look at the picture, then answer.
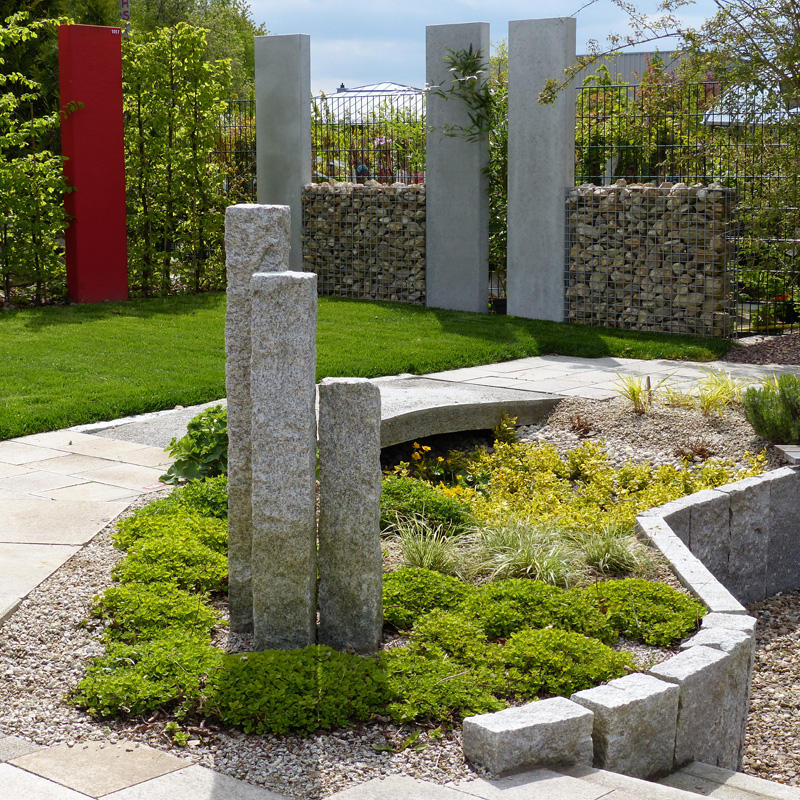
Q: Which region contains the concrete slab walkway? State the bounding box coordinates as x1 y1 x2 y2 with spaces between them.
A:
2 354 798 799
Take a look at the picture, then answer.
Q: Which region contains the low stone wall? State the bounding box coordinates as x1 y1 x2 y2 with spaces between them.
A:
301 181 426 304
565 181 736 337
462 468 800 779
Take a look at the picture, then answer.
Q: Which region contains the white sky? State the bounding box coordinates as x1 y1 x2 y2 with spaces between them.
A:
247 0 719 95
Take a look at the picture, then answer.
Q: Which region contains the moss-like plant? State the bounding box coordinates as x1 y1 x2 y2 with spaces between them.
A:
585 578 706 646
382 567 475 630
134 476 229 520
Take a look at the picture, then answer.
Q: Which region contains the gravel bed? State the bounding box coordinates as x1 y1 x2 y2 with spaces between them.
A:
723 332 800 366
0 398 797 795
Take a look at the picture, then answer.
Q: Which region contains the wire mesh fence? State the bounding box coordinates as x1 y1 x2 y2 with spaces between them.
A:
216 99 257 202
311 85 426 184
574 77 800 335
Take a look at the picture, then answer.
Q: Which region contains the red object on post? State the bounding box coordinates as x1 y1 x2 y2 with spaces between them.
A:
59 24 128 303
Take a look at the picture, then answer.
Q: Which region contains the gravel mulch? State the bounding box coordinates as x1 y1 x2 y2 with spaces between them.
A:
0 397 798 795
723 332 800 366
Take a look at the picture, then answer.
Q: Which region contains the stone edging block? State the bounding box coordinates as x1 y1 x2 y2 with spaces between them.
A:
462 697 593 777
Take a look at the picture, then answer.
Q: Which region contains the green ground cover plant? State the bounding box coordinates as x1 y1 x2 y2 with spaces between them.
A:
72 425 713 732
0 293 731 441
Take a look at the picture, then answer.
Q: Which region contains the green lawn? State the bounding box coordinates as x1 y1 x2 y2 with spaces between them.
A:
0 293 731 440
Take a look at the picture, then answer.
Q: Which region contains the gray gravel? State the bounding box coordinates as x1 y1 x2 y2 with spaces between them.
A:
0 397 796 796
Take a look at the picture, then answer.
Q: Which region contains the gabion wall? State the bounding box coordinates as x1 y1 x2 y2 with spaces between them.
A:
565 181 736 337
301 181 426 304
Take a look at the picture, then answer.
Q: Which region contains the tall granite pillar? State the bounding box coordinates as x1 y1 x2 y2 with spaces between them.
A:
317 378 383 653
425 22 490 313
506 18 576 321
254 34 311 272
225 204 291 634
249 271 318 651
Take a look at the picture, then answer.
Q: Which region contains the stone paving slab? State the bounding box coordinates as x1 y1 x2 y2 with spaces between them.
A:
0 734 43 762
0 595 22 625
101 764 292 800
669 762 800 799
0 762 91 799
0 543 79 599
73 463 166 491
2 498 129 545
10 741 186 798
37 483 142 503
0 441 68 465
0 462 32 479
455 768 620 799
33 453 128 475
0 471 88 495
327 775 470 799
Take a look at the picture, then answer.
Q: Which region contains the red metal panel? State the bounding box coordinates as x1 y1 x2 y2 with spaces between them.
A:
59 24 128 303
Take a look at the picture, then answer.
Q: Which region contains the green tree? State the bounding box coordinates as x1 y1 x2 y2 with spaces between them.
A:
0 13 71 306
123 22 230 297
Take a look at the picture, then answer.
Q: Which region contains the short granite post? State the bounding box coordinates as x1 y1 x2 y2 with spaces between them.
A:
225 204 291 634
317 378 383 653
249 271 318 650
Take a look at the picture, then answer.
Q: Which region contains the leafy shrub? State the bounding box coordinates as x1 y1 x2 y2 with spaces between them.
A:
161 405 228 485
134 476 229 520
585 579 706 646
743 373 800 444
408 609 491 663
500 628 632 698
112 536 228 594
381 476 473 533
208 646 386 734
114 511 227 553
459 579 615 643
91 583 220 643
382 647 505 724
72 631 220 718
382 567 475 630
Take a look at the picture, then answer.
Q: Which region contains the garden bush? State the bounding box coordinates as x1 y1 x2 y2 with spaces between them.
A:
382 567 475 630
208 646 387 734
743 373 800 444
160 405 228 485
381 476 473 533
133 476 229 520
585 579 706 646
90 583 220 644
458 579 615 643
500 628 632 698
114 510 227 553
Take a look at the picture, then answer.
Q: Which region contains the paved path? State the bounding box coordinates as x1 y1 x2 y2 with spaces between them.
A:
1 354 798 800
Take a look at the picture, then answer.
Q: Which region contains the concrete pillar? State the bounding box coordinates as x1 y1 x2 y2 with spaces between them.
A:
506 18 576 321
425 22 490 313
224 204 291 634
317 378 383 654
254 35 311 273
249 271 318 651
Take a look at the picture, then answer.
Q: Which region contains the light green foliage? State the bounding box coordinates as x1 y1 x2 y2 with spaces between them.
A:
408 609 492 663
614 373 668 415
71 631 221 718
458 579 615 643
500 628 632 698
208 646 387 734
695 369 750 418
90 583 220 643
114 509 227 551
492 411 517 445
123 24 230 297
380 475 473 533
382 567 475 630
743 373 800 444
135 476 229 519
585 579 706 646
161 405 228 484
0 13 71 306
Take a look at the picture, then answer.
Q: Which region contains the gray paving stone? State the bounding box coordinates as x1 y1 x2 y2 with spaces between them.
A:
462 697 593 777
2 499 128 546
0 595 22 625
326 774 468 799
102 764 290 800
649 644 749 770
673 761 800 799
317 378 383 653
0 763 90 800
764 468 800 596
559 765 703 799
0 543 79 599
455 768 617 799
686 489 730 585
0 734 43 762
716 475 770 604
0 441 68 465
571 673 679 779
38 483 141 503
10 741 185 797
